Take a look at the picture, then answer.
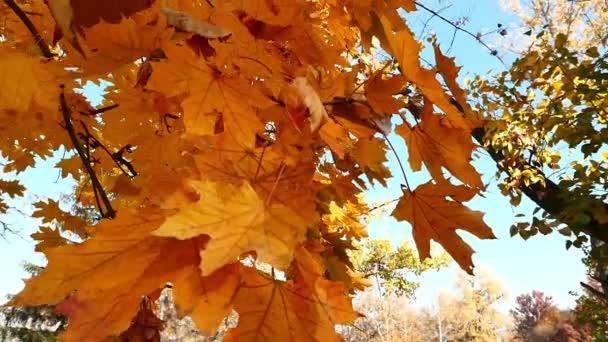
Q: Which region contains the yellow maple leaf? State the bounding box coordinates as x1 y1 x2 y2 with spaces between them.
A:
154 180 309 275
71 10 174 75
0 47 59 113
391 182 496 274
350 137 390 175
55 155 82 179
433 43 484 126
147 44 273 148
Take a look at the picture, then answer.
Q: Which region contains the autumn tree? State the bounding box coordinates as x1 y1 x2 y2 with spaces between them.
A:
0 263 66 341
341 270 512 342
3 0 608 340
350 239 450 297
510 290 557 340
500 0 608 53
472 0 608 301
340 238 450 341
433 270 511 341
340 290 429 342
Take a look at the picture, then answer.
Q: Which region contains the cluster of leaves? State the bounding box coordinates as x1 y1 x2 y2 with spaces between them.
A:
0 0 499 340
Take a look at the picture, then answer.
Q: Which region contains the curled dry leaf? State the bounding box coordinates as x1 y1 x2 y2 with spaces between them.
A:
290 77 329 132
161 7 231 38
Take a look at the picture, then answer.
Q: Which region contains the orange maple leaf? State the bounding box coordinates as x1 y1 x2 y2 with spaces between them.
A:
396 99 482 188
380 16 472 130
391 182 496 274
226 247 359 341
365 72 406 115
11 209 209 341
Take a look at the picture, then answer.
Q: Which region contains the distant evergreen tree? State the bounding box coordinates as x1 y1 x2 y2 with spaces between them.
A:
0 263 66 341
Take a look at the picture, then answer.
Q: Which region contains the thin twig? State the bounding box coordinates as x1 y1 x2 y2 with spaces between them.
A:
78 121 137 178
3 0 55 58
59 85 116 219
79 104 119 116
414 1 506 66
369 198 400 212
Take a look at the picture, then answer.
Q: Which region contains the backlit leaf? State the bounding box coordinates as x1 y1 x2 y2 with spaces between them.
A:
391 182 495 274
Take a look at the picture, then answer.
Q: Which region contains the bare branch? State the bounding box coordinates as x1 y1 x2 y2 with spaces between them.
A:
59 85 116 219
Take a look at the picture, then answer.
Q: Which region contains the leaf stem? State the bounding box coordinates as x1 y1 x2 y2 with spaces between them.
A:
378 128 411 191
368 198 400 212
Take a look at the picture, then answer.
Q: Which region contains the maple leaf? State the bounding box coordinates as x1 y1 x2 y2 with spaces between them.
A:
69 9 174 75
55 155 82 179
154 180 309 275
32 200 87 236
12 210 169 306
147 44 273 148
31 226 66 252
0 179 25 198
319 120 354 159
226 249 358 341
391 182 496 274
350 137 390 176
45 0 157 53
365 72 406 115
172 263 241 335
11 209 213 341
433 43 484 127
0 47 59 113
380 16 472 130
396 100 482 188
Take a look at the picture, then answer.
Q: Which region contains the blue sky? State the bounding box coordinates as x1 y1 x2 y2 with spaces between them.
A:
0 1 588 310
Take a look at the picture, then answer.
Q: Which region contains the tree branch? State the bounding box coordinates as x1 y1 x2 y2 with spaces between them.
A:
59 86 116 219
472 126 608 244
580 281 608 302
3 0 55 58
